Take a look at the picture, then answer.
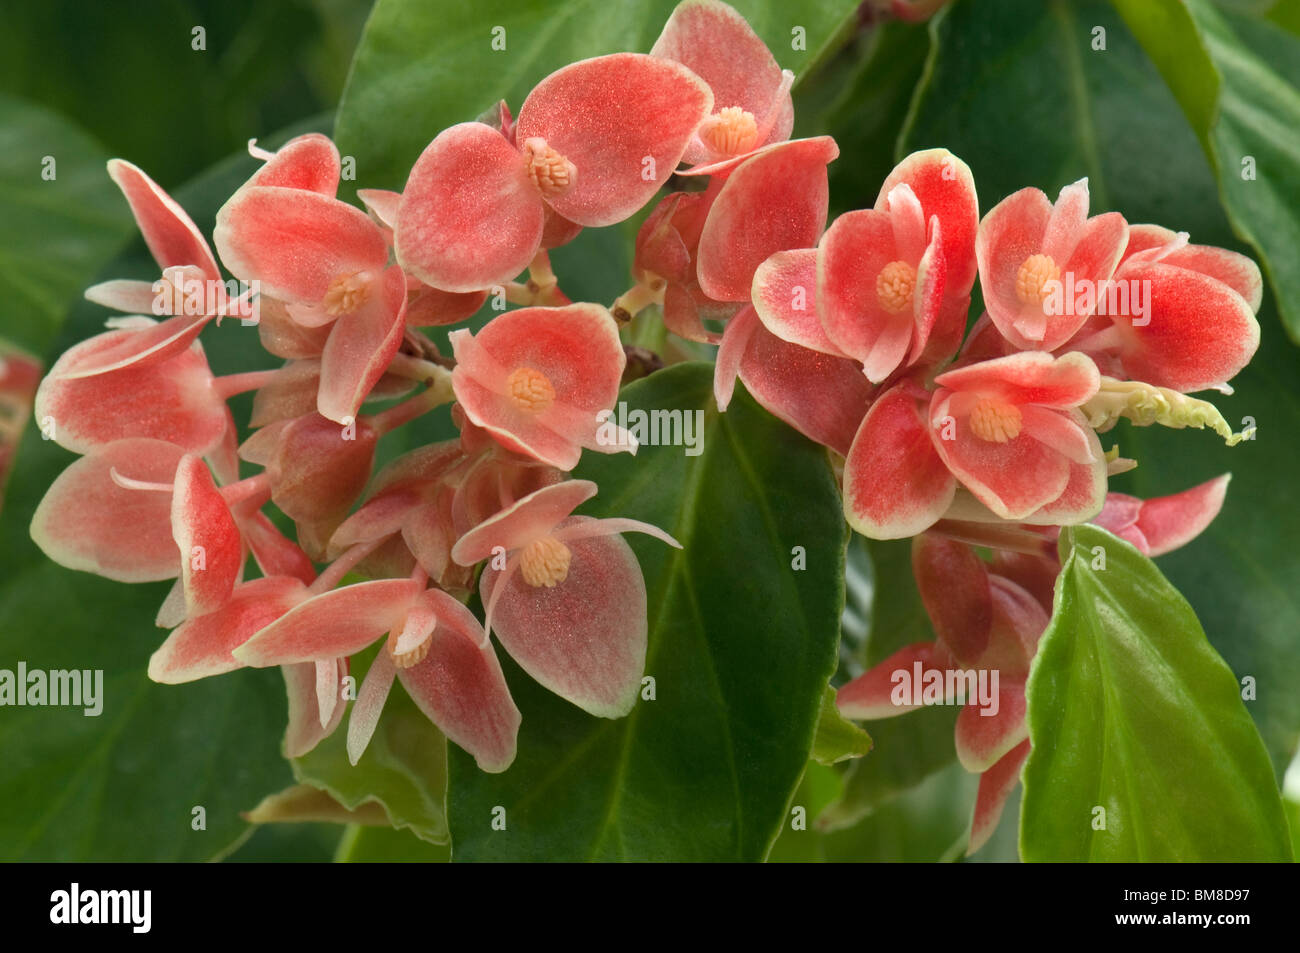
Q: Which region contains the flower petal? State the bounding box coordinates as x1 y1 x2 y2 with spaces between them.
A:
172 455 241 617
30 438 184 582
396 122 544 293
515 53 713 227
452 479 598 566
282 658 348 758
836 641 953 720
933 351 1100 408
912 534 992 666
148 576 309 683
968 740 1030 855
843 383 955 539
107 159 220 279
397 589 521 773
480 517 646 718
955 680 1028 773
751 248 844 356
244 133 341 195
233 578 423 666
877 149 979 296
696 137 837 301
318 265 408 423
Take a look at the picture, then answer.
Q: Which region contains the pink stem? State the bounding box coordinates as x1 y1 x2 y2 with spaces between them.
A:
219 471 272 509
310 538 386 595
214 369 279 400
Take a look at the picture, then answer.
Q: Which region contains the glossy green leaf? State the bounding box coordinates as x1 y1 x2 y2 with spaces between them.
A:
0 94 130 354
812 685 872 765
899 0 1300 778
446 363 847 861
1021 524 1291 862
291 647 451 846
1114 0 1300 342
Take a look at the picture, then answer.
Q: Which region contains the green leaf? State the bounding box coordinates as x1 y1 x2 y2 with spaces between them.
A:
898 0 1300 778
291 647 451 846
0 94 131 353
445 363 847 861
1021 524 1291 862
1114 0 1300 342
334 823 452 862
811 685 872 765
335 0 860 193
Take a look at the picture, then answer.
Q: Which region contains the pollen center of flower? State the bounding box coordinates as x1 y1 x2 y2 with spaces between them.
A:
700 106 759 157
523 137 576 198
875 260 917 314
519 535 571 588
1015 253 1061 306
506 366 555 414
969 398 1023 443
324 271 371 316
386 628 432 669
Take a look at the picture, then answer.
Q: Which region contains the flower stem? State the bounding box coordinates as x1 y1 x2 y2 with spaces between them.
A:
368 366 455 435
214 369 279 400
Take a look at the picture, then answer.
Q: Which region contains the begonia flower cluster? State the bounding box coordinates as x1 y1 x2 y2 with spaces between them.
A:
27 0 1261 848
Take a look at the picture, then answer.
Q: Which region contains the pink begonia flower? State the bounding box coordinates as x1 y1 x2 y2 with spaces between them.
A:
395 54 713 293
1091 474 1230 557
837 535 1049 854
233 579 520 773
214 184 408 423
818 149 979 382
715 265 875 455
448 303 633 471
451 479 680 718
976 178 1128 351
35 328 229 456
650 0 794 173
357 188 489 326
1063 225 1261 393
929 351 1105 522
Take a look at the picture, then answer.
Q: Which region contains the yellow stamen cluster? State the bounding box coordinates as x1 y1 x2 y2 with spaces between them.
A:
700 106 759 157
1015 254 1061 306
969 398 1023 443
323 271 371 316
519 535 572 588
506 366 556 414
875 260 917 315
524 138 575 197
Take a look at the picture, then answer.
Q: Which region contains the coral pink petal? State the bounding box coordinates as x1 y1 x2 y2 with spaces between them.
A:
1040 179 1091 266
515 53 713 227
836 641 952 720
968 740 1031 855
751 249 844 356
696 137 837 301
955 680 1028 773
268 414 378 525
51 314 211 380
107 159 220 279
233 578 422 666
396 122 544 293
318 265 408 423
246 133 341 195
912 533 993 665
31 438 185 582
214 186 389 305
451 479 598 566
878 149 979 294
357 188 401 228
1020 405 1097 465
1109 261 1259 392
714 304 759 411
282 658 348 758
738 324 874 456
171 455 241 617
934 351 1100 409
397 589 521 773
148 576 309 684
347 649 397 764
975 186 1051 347
83 278 162 314
405 285 488 327
240 510 317 585
843 383 955 539
480 518 646 718
36 340 226 454
1133 474 1230 557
